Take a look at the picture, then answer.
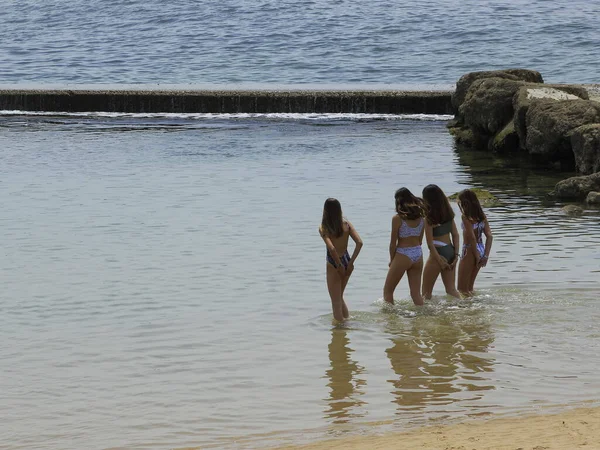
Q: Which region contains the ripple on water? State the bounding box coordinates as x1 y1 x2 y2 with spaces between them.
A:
1 118 599 449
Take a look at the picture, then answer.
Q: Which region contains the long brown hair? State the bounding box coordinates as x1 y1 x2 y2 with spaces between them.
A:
394 188 425 220
422 184 455 225
320 198 344 238
458 189 486 222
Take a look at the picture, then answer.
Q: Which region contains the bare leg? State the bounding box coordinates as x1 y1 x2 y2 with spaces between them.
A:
457 250 476 296
341 271 351 319
441 264 462 299
326 264 345 322
383 254 410 304
406 258 424 306
421 256 441 300
468 265 481 294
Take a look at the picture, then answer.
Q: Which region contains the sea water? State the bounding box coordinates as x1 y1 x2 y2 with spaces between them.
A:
1 0 599 86
1 112 599 449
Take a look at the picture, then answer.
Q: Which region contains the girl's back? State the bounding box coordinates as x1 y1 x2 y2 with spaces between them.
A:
396 216 424 248
324 221 351 254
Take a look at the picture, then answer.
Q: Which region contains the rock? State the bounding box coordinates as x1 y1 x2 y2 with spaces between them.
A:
541 85 589 100
459 77 525 137
526 100 600 162
448 188 502 206
513 86 589 151
452 69 543 111
561 204 584 216
569 124 600 175
586 191 600 204
448 126 488 148
489 121 518 153
551 172 600 199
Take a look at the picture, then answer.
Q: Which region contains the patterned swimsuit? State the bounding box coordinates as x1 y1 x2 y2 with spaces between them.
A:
395 218 424 263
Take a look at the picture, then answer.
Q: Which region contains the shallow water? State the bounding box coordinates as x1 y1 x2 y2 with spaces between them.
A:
1 113 599 449
1 0 600 85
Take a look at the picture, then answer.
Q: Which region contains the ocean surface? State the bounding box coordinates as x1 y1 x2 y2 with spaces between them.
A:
1 112 599 449
1 0 600 86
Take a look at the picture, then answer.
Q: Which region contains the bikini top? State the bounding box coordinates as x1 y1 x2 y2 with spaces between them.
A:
462 220 485 242
432 220 452 237
398 217 424 238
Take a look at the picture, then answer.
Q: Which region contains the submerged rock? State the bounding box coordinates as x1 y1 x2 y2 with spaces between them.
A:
448 188 502 207
586 191 600 204
561 204 584 216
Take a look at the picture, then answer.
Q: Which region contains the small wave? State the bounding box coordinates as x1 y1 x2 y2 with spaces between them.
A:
0 110 453 121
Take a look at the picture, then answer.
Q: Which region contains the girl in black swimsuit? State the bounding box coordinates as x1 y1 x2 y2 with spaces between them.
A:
421 184 462 300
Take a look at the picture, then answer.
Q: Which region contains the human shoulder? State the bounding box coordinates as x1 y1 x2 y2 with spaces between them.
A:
341 219 352 234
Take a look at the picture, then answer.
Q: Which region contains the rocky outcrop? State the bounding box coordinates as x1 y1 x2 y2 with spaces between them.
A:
570 124 600 175
450 69 600 202
526 100 600 162
452 69 543 111
513 86 588 151
551 172 600 200
459 78 524 137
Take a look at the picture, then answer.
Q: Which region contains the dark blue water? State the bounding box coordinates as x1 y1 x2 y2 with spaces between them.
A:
1 0 599 85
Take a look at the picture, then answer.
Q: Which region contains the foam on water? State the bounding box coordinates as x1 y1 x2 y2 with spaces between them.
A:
0 110 453 121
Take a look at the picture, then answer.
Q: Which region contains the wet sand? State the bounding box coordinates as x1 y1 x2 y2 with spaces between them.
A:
276 406 600 450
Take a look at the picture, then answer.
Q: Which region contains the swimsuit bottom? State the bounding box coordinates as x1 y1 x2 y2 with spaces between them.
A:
462 242 485 259
327 250 350 269
396 245 423 263
434 243 456 264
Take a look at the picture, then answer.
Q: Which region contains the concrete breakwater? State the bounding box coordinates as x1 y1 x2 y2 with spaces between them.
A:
0 89 452 114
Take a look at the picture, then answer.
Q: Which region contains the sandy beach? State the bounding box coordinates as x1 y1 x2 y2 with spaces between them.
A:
276 406 600 450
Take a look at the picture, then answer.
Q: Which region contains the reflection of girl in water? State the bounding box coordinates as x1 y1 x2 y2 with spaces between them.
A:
421 184 462 300
324 328 366 423
457 189 493 296
319 198 363 322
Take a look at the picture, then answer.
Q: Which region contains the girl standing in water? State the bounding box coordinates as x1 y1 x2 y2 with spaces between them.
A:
319 198 363 322
383 188 426 306
457 189 493 296
421 184 462 299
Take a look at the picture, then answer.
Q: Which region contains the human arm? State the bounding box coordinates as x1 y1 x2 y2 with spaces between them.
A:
343 221 363 277
347 221 363 265
461 215 480 266
450 220 460 269
424 222 449 270
388 215 400 265
479 219 493 267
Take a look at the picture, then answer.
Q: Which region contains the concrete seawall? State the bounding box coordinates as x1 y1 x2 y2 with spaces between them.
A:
0 89 453 114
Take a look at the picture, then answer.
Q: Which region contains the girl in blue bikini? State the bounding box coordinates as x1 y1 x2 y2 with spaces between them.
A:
319 198 363 322
457 189 493 296
383 188 426 306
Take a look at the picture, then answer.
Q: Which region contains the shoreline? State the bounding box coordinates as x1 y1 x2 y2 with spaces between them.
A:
273 405 600 450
